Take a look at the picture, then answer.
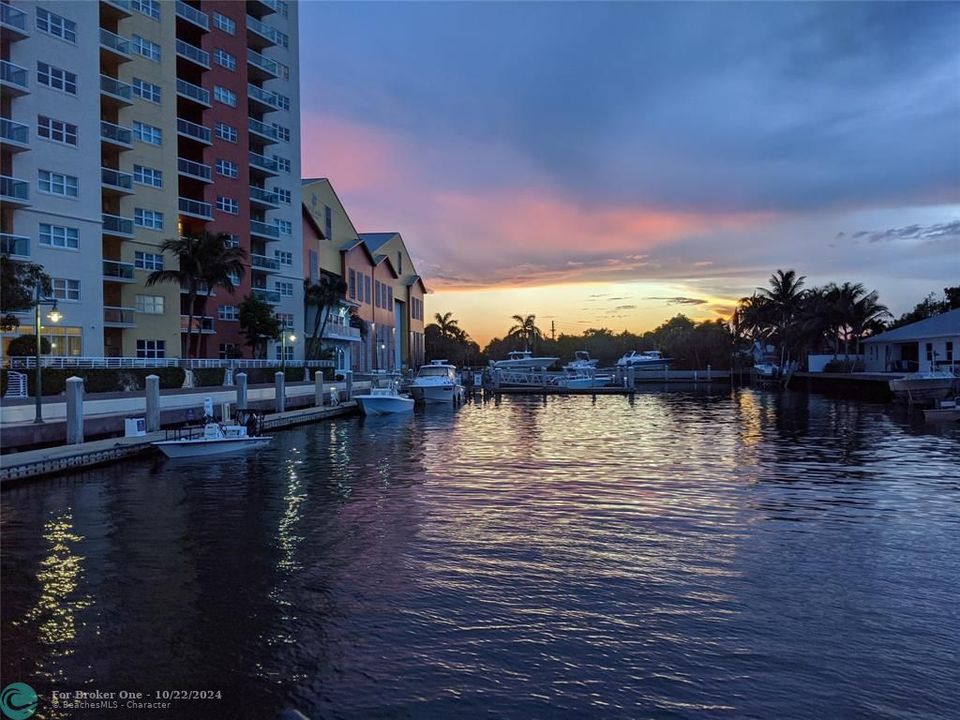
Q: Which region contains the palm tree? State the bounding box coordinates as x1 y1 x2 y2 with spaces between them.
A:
433 312 461 340
758 269 806 367
508 314 542 351
304 273 348 359
197 234 246 356
849 290 890 355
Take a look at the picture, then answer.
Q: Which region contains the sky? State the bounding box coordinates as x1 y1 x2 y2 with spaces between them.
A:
298 1 960 346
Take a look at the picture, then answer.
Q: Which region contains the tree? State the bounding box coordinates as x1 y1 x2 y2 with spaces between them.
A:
889 286 959 329
304 273 348 360
757 269 806 366
1 255 50 331
7 334 51 356
238 294 281 359
196 233 246 356
433 311 462 340
508 314 542 351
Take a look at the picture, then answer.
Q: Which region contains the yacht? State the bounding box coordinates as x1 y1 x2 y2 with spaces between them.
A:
410 360 466 404
616 350 672 369
490 350 559 370
563 351 599 371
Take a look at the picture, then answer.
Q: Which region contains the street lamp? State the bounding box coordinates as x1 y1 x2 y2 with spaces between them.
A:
279 325 296 372
33 285 61 424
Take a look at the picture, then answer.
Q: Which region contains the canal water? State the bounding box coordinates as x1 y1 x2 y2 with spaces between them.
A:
2 389 958 720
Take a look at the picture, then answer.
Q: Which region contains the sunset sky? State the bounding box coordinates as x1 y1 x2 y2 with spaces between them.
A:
299 2 959 345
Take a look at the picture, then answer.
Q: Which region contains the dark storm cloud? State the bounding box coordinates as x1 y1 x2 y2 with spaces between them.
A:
843 221 960 245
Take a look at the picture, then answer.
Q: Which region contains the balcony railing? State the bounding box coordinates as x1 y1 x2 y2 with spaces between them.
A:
177 157 212 182
103 260 136 281
101 167 133 191
0 175 29 202
250 219 280 239
180 315 216 333
101 74 133 101
246 15 284 46
1 3 28 35
0 117 29 145
252 288 281 304
247 48 280 78
102 0 132 15
179 196 213 220
176 39 210 68
176 78 210 106
249 151 279 173
247 82 280 110
176 118 211 144
100 28 131 56
101 120 132 146
102 213 134 236
103 306 136 326
249 186 279 206
324 323 362 341
248 117 279 141
0 233 30 257
250 253 280 271
175 0 209 30
0 60 28 90
249 0 283 17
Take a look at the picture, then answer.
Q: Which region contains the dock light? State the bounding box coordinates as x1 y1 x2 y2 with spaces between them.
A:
279 325 296 372
34 292 61 424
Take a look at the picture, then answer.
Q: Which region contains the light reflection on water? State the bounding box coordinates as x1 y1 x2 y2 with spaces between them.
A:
2 389 959 719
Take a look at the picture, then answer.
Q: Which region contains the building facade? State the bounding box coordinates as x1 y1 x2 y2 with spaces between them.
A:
863 309 960 373
1 0 303 360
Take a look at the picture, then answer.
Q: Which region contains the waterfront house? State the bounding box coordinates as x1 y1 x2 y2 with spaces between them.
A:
863 309 960 372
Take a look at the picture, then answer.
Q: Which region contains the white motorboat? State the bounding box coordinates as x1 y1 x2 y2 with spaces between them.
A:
753 363 781 379
490 350 559 370
355 376 414 415
889 370 956 404
153 422 272 459
563 350 599 371
616 350 672 369
555 369 611 389
409 360 466 404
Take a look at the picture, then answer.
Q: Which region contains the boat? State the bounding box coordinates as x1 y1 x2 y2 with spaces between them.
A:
409 360 466 404
753 363 781 379
355 375 414 415
563 350 599 371
153 420 272 459
923 397 960 423
490 350 559 370
616 350 672 369
555 369 613 389
889 370 957 404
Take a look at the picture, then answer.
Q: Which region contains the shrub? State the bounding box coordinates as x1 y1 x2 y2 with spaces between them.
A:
193 368 226 386
7 335 51 356
24 368 186 396
823 359 865 373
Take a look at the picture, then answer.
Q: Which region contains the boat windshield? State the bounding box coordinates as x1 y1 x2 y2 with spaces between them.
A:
418 367 453 378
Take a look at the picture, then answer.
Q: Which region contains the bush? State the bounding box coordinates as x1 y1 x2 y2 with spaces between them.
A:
193 368 226 386
823 359 865 373
243 367 300 384
24 368 186 396
7 335 51 356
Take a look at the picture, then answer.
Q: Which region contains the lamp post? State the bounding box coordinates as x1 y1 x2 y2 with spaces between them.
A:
33 285 61 424
279 325 296 373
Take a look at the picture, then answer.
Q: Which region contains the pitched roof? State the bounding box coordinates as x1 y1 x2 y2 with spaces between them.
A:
864 308 960 343
358 232 398 251
406 274 429 294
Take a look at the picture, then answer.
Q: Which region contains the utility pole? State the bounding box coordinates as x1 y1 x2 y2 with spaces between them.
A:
551 321 555 340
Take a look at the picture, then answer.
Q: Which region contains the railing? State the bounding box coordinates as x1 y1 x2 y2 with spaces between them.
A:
5 356 335 370
252 288 281 304
248 116 279 140
103 306 136 325
102 166 133 190
100 74 133 100
176 39 210 67
100 28 130 55
0 233 30 257
247 48 280 77
177 157 212 181
175 0 209 29
249 151 279 173
250 219 280 239
249 0 283 16
180 315 216 333
103 260 136 281
249 186 279 205
0 2 28 32
176 78 210 106
3 371 27 399
176 118 211 144
101 120 132 145
250 253 280 271
0 117 28 144
246 15 284 45
179 196 213 219
247 83 280 110
324 324 362 340
0 59 28 89
102 0 132 14
102 213 134 236
0 175 29 201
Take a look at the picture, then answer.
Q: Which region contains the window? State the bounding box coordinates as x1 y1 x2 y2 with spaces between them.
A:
36 8 76 42
133 121 162 146
374 280 382 309
51 278 80 301
136 295 165 314
223 234 240 248
926 343 934 363
132 0 161 20
215 159 238 178
132 35 161 62
39 224 79 249
946 342 954 363
218 305 239 321
274 250 293 266
397 252 403 274
348 269 356 300
274 219 292 236
272 123 291 142
37 62 77 95
387 286 393 307
275 345 294 361
275 281 294 298
215 122 237 143
136 339 166 359
219 343 238 359
133 165 163 188
324 206 332 239
274 187 291 205
213 12 235 34
132 78 162 103
214 49 236 71
134 209 164 231
274 156 291 173
37 116 77 146
277 1 289 18
364 275 371 305
214 85 237 107
39 170 78 197
273 92 290 112
217 196 239 215
134 251 164 270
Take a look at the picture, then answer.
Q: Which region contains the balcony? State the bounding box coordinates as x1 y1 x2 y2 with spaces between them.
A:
0 234 30 258
247 82 280 113
181 315 216 334
100 120 133 149
0 176 30 206
246 15 283 49
247 48 280 81
248 117 279 144
175 0 209 30
176 39 210 69
324 323 362 342
102 213 135 238
104 306 136 327
179 196 213 220
103 260 136 282
253 288 281 304
0 59 29 95
249 151 280 176
176 78 210 107
101 166 134 194
177 157 212 183
100 28 131 60
250 253 280 272
249 185 279 208
0 117 29 151
176 118 212 145
101 0 132 19
250 219 280 240
248 0 282 19
100 74 133 105
0 3 28 41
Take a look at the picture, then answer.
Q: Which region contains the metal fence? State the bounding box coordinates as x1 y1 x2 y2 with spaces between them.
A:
4 357 334 370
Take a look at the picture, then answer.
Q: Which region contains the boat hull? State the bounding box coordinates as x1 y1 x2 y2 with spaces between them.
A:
889 375 955 402
409 383 465 403
153 436 272 459
356 394 414 415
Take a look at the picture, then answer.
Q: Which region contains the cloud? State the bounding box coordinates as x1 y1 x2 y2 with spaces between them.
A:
841 220 960 245
646 297 709 306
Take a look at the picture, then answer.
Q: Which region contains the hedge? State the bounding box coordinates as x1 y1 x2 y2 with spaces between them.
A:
823 359 865 373
5 367 186 396
193 368 226 387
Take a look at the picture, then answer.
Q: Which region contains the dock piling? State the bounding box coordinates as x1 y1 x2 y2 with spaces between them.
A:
236 372 248 410
145 374 160 432
65 376 84 445
345 371 353 401
275 372 286 413
314 372 324 406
